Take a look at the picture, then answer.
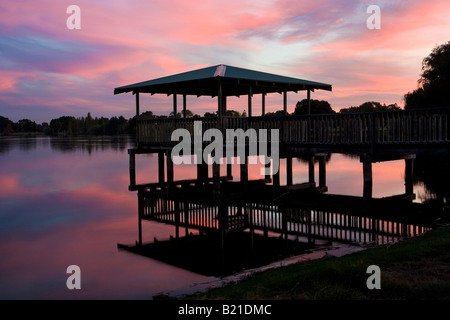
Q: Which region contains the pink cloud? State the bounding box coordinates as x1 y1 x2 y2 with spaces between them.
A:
1 0 450 122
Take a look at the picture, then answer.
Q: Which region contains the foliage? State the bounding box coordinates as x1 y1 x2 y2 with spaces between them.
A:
339 101 401 113
404 41 450 109
294 99 335 115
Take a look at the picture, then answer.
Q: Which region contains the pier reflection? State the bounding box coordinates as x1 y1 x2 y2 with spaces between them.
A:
119 177 438 277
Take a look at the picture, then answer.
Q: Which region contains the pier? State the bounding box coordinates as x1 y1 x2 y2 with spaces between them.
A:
114 64 449 275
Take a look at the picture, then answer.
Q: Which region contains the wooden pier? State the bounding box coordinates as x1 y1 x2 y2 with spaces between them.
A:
114 65 449 275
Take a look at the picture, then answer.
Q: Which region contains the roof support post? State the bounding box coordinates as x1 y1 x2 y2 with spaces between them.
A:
218 82 223 127
262 93 266 116
307 89 311 115
183 94 187 118
135 91 140 148
283 89 287 113
173 94 177 118
248 86 252 117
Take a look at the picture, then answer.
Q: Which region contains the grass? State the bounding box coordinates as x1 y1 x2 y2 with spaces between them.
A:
182 226 450 300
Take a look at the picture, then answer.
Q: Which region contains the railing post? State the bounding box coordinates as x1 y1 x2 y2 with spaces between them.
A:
129 150 136 190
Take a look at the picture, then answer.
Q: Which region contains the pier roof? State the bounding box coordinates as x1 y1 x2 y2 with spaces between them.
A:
113 64 332 97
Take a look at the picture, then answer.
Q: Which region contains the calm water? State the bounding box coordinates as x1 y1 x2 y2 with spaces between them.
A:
0 136 432 299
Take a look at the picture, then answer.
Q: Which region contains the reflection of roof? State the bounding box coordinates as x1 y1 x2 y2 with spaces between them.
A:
114 64 332 96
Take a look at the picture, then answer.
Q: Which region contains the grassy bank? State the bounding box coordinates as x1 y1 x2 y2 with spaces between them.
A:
184 226 450 300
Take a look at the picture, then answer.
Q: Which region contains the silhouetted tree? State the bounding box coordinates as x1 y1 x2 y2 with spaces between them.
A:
169 109 195 118
0 116 14 135
203 111 218 117
339 101 401 113
49 116 76 135
294 99 335 115
404 41 450 109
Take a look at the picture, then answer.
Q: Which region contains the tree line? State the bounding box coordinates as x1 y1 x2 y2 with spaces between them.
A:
0 113 136 136
0 101 398 136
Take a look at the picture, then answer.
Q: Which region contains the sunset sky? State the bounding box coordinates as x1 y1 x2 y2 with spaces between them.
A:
1 0 450 123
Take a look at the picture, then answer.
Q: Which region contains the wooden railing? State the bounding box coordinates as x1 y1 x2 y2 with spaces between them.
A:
139 191 431 245
136 108 450 149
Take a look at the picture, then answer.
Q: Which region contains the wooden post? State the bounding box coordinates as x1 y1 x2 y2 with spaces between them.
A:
175 200 180 240
248 86 252 117
283 89 287 113
158 152 165 184
308 155 315 185
227 163 232 180
319 156 326 188
262 93 266 116
273 163 280 188
129 150 136 189
218 202 227 274
137 189 143 246
264 159 272 183
362 154 373 199
173 94 177 118
218 82 223 124
166 150 174 194
240 156 248 191
307 89 311 115
405 158 414 196
213 162 220 198
183 94 187 118
184 200 189 236
286 157 293 186
197 162 208 186
135 92 140 148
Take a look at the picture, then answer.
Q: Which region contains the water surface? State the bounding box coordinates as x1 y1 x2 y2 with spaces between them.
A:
0 136 437 299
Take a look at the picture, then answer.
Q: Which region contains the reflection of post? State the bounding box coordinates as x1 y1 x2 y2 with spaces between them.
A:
308 155 315 185
166 150 174 194
129 150 136 189
158 152 165 185
248 205 254 254
213 162 220 198
184 200 189 236
218 203 227 273
405 158 414 196
137 189 143 246
362 154 373 199
240 156 248 191
175 200 180 240
282 207 288 243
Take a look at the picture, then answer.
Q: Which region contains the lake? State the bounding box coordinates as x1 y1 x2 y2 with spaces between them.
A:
0 135 443 299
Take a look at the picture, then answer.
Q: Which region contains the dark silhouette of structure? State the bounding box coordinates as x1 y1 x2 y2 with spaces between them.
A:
115 64 446 276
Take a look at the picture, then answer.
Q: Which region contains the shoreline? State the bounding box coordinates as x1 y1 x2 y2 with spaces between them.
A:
178 225 450 300
156 240 366 299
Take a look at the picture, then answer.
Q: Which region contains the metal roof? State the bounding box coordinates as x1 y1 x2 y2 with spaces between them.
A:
114 64 332 97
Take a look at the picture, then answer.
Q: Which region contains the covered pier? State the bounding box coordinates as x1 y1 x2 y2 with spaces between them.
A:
114 64 448 275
